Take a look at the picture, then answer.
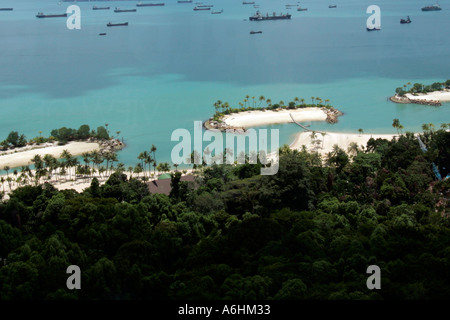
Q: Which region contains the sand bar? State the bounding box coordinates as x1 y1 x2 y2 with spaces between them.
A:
405 90 450 102
0 141 101 169
290 132 397 156
222 108 328 128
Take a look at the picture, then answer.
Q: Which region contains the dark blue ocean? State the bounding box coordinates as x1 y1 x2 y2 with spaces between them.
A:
0 0 449 168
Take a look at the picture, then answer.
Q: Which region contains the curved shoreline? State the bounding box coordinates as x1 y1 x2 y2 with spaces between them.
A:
0 139 124 169
205 107 343 132
390 90 450 106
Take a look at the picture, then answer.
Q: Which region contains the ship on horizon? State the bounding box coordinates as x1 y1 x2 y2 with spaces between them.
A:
0 8 13 11
421 4 442 11
93 6 110 10
137 2 165 6
114 8 137 13
36 12 68 18
107 22 129 27
249 11 291 21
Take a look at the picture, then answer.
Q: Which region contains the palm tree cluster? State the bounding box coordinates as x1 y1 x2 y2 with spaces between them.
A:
212 95 333 120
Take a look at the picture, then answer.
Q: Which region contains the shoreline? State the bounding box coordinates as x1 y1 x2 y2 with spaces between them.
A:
0 139 124 170
205 107 343 132
290 131 398 156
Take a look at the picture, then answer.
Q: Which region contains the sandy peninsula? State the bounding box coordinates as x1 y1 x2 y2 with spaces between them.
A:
290 131 397 156
405 90 450 102
0 141 101 169
222 108 328 129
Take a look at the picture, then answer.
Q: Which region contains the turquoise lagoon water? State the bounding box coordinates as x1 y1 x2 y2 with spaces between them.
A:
0 0 449 168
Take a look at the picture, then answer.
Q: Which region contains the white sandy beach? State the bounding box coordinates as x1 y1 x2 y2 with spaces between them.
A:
222 108 327 128
290 131 397 156
0 141 101 169
405 90 450 102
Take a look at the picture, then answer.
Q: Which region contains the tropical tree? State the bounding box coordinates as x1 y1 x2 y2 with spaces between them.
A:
392 119 400 135
151 145 157 174
311 97 315 105
259 95 265 106
358 128 364 136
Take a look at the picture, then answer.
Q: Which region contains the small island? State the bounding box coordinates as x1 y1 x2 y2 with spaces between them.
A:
390 80 450 106
0 124 125 169
204 96 343 132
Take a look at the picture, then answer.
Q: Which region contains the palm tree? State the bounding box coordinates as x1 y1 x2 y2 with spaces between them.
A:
300 98 305 106
422 123 429 132
398 124 404 135
266 98 272 108
150 144 157 174
0 176 4 192
258 95 265 107
279 100 285 108
392 118 400 135
128 166 133 179
325 99 330 106
133 163 143 178
252 96 256 107
243 98 248 108
407 82 411 91
311 96 315 105
3 166 10 179
358 128 364 136
315 97 321 106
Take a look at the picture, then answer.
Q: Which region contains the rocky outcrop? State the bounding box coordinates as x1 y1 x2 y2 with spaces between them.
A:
390 94 442 106
89 138 125 154
322 107 343 124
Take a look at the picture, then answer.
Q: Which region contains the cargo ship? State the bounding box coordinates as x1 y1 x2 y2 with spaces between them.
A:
243 1 255 4
421 4 441 11
36 12 68 18
366 27 381 31
178 0 193 2
193 6 211 10
0 8 13 11
107 22 129 27
137 2 165 6
114 8 137 13
211 9 223 14
197 4 214 7
249 11 291 21
329 5 337 8
297 7 307 11
93 6 110 10
250 30 262 34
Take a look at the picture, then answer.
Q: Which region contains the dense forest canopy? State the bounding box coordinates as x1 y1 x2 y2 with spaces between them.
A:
0 127 449 300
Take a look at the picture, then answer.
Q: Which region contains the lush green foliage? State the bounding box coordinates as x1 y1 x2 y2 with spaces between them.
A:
395 79 450 96
0 129 449 300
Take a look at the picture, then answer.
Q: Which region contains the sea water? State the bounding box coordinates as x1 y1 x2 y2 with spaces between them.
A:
0 0 449 168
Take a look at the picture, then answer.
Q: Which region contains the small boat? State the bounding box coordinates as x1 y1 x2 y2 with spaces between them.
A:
400 16 411 24
99 33 107 36
297 7 307 11
107 22 129 27
250 30 262 34
137 2 165 6
114 8 137 13
193 6 211 10
329 5 337 8
243 1 255 4
36 12 68 18
211 9 223 14
421 4 442 11
0 8 13 11
178 0 193 2
93 6 110 10
366 27 381 31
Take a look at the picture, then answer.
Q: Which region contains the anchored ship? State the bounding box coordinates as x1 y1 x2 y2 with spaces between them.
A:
93 6 110 10
249 11 291 21
36 12 68 18
114 8 137 13
194 6 211 10
107 22 129 27
137 2 165 6
421 4 441 11
0 8 13 11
